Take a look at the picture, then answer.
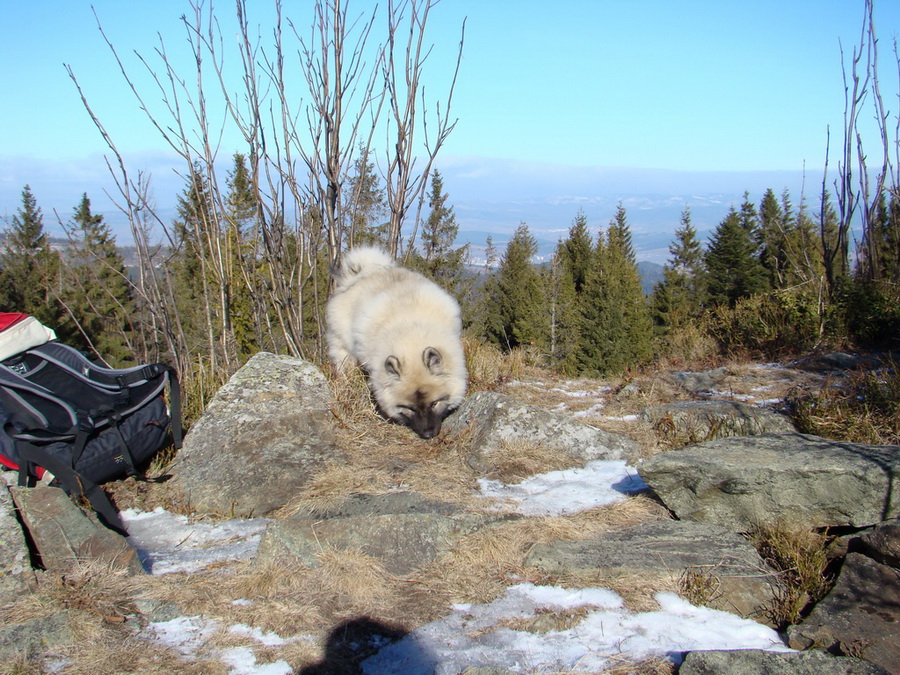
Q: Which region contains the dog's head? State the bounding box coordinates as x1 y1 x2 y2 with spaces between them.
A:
374 346 465 439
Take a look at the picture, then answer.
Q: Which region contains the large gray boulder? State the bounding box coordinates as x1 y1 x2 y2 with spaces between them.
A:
788 518 900 674
680 648 889 674
443 391 639 474
640 400 794 444
0 477 36 606
638 433 900 531
168 353 346 517
524 519 784 624
256 492 509 575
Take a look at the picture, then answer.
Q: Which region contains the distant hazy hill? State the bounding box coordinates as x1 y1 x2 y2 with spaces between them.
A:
637 261 665 295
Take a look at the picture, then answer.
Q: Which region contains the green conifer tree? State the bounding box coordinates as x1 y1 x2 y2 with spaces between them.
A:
223 153 261 358
544 246 581 374
704 206 767 307
345 145 387 247
168 163 216 356
558 210 593 294
412 170 469 295
0 186 62 329
758 188 789 288
482 223 547 350
63 194 134 364
651 206 706 330
578 204 654 374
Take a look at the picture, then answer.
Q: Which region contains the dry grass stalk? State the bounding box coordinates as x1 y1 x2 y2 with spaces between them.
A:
548 569 681 614
678 565 724 608
746 520 834 628
483 438 580 483
603 655 677 675
474 604 598 636
58 635 229 675
410 496 669 616
273 464 396 518
789 362 900 445
463 338 533 390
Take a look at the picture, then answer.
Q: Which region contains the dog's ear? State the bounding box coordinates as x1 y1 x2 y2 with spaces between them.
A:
423 347 443 374
385 355 402 378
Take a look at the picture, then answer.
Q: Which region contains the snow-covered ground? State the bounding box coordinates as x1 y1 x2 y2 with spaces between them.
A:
123 450 793 674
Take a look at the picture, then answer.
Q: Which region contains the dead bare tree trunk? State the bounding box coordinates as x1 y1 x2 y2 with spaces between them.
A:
382 0 464 260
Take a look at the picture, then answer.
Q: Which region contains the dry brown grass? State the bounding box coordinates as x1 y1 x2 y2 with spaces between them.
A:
410 495 671 617
464 337 536 390
746 521 835 628
483 438 583 483
788 360 900 445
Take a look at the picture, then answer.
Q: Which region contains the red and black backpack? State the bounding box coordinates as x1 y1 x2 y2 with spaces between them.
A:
0 313 181 534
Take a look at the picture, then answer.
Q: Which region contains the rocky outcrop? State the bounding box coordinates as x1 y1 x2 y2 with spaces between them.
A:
525 519 784 624
10 484 142 575
672 366 730 394
3 353 900 673
680 648 889 674
167 353 346 518
638 433 900 531
444 391 639 474
0 475 35 605
640 400 794 444
788 519 900 674
256 492 510 575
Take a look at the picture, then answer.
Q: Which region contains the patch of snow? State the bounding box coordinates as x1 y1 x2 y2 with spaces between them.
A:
145 615 220 656
219 647 293 675
603 413 640 422
122 507 270 574
570 402 607 418
362 583 792 674
478 460 647 516
229 624 291 647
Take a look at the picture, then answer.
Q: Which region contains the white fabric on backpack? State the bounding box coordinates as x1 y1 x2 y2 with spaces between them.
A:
0 316 57 362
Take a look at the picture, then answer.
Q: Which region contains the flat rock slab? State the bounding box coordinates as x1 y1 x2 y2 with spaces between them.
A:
0 611 73 661
256 492 508 576
443 391 639 474
788 552 900 674
852 517 900 568
9 485 142 575
168 353 346 517
640 400 795 443
680 648 889 674
524 519 783 624
672 366 729 393
0 477 36 604
638 433 900 531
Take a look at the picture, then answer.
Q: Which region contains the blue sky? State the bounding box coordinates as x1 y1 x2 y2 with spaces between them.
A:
2 1 898 257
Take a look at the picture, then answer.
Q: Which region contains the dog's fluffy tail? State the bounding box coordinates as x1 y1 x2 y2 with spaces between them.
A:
334 246 394 289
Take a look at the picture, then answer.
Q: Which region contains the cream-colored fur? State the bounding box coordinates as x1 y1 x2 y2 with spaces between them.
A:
326 246 467 438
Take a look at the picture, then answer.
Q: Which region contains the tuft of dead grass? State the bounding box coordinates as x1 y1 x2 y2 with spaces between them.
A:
463 338 535 390
604 655 677 675
274 464 396 518
482 438 581 483
746 520 835 628
788 360 900 445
